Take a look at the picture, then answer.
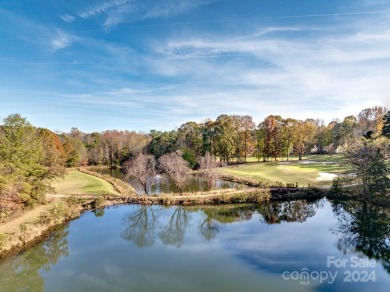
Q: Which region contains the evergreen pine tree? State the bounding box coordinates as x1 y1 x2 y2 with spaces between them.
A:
382 111 390 138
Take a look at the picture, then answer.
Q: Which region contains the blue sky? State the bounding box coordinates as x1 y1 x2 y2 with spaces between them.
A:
1 0 389 132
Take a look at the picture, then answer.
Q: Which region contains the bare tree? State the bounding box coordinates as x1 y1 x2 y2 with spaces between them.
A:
158 152 191 194
197 152 221 190
123 153 156 195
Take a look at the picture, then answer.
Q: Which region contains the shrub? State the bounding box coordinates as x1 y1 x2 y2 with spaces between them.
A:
42 202 74 224
0 233 7 250
19 223 27 233
95 196 105 208
65 196 85 206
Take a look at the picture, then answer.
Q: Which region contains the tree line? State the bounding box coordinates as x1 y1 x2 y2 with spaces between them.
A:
1 106 390 214
45 105 390 168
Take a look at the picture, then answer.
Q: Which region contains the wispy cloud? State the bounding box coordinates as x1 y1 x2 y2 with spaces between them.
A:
77 0 214 29
50 30 75 51
0 8 78 52
141 16 389 123
140 0 214 20
2 2 389 132
60 14 75 22
78 0 133 18
51 14 388 128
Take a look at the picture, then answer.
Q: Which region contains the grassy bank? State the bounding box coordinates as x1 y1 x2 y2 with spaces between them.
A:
0 198 85 258
0 169 126 257
49 170 120 196
0 188 270 258
79 168 136 195
220 154 344 187
126 188 270 206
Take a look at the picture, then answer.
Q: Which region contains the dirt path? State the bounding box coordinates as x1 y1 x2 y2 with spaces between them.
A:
0 200 59 235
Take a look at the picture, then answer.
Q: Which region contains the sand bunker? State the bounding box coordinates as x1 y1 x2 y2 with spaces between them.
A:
317 172 337 181
298 160 316 164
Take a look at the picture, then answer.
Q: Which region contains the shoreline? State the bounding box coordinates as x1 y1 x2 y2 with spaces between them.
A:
0 188 270 259
1 188 389 260
1 168 389 260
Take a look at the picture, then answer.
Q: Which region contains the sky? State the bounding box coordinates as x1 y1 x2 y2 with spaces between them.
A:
1 0 390 133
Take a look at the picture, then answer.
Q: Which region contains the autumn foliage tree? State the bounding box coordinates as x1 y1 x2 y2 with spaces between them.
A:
0 114 65 218
214 115 239 164
293 119 317 160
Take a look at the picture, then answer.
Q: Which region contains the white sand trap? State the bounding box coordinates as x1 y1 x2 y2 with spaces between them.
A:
317 172 337 181
299 160 316 164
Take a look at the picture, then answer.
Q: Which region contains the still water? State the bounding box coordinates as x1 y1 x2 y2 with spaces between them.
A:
96 168 240 194
0 199 389 291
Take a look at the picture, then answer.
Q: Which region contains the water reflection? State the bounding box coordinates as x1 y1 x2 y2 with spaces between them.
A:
122 201 325 248
331 200 390 273
96 168 240 194
159 207 189 247
200 206 257 240
119 199 390 277
121 206 157 247
200 208 220 241
257 200 322 224
0 225 69 291
0 199 389 291
93 208 105 217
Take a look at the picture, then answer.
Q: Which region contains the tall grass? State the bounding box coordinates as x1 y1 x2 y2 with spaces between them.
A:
0 233 7 251
115 188 271 206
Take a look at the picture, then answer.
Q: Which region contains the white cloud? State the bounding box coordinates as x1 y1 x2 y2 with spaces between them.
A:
140 0 214 20
252 26 307 37
60 14 75 22
137 18 389 125
50 31 74 51
77 0 214 29
78 0 132 18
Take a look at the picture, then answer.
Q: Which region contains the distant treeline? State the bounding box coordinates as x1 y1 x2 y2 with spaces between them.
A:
1 106 390 215
46 105 389 168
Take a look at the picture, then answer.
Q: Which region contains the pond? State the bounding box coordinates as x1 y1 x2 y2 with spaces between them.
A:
0 199 389 291
96 168 241 194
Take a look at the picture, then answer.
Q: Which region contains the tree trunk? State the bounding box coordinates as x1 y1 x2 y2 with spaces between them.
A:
244 135 247 163
287 135 290 161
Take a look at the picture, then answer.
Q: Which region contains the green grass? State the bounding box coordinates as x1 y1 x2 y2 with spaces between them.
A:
220 154 345 187
50 170 120 196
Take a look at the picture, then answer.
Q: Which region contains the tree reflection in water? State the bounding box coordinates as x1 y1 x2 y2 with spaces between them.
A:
331 200 390 273
121 205 157 247
118 200 390 277
200 206 255 241
0 225 69 291
257 199 322 224
159 207 188 247
121 201 326 246
200 209 220 241
122 205 257 246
